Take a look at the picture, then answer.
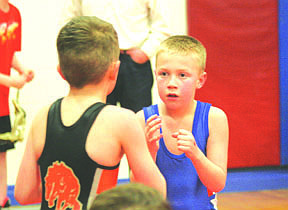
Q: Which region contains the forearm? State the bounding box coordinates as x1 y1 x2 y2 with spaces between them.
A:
15 171 42 205
0 73 12 87
15 133 42 204
11 53 25 74
131 168 166 198
191 151 227 192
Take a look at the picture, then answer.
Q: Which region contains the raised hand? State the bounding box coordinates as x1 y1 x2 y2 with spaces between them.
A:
172 129 201 160
10 74 27 89
24 69 34 82
145 114 162 155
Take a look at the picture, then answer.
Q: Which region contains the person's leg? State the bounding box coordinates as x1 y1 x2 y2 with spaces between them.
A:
119 54 153 113
0 116 13 207
106 84 119 106
106 55 123 106
0 152 7 205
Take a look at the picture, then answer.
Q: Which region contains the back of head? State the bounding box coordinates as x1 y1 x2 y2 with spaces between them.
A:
156 35 207 71
57 16 120 88
89 183 172 210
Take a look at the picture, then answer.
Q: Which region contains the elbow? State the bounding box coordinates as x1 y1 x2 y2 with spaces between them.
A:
14 187 41 205
208 172 227 193
215 168 227 192
208 182 225 194
15 194 40 206
14 183 28 205
213 175 227 193
14 187 21 204
14 192 28 205
214 180 226 193
14 190 30 205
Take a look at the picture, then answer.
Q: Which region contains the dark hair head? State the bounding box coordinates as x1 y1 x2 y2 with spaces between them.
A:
57 16 120 88
89 183 172 210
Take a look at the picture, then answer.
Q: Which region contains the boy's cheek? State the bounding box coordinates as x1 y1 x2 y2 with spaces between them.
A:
157 82 166 95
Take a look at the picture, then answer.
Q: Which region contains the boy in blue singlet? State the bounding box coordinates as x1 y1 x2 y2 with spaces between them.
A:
14 16 166 210
135 35 229 210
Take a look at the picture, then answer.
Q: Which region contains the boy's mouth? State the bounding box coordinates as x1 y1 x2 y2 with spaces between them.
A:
167 93 178 98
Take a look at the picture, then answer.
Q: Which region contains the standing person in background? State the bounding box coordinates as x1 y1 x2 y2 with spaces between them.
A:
133 35 229 210
15 16 165 210
0 0 34 208
60 0 171 113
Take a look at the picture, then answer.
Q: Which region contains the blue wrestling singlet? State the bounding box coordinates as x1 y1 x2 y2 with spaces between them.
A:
143 101 217 210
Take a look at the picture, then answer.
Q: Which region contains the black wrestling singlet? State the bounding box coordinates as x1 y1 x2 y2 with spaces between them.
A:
38 98 119 210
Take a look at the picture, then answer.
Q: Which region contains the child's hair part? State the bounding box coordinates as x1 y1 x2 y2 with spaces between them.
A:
57 16 120 88
155 35 207 71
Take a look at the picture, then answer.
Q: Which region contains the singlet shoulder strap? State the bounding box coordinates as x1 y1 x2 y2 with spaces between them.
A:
143 104 159 122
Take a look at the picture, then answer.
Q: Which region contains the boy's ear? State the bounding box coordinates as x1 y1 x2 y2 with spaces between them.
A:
108 60 120 80
107 60 120 95
57 65 66 80
197 72 207 89
154 69 158 79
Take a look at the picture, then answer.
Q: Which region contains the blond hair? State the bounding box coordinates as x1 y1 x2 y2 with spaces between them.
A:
156 35 207 71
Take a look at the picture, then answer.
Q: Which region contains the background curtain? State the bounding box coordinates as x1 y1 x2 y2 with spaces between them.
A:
187 0 280 168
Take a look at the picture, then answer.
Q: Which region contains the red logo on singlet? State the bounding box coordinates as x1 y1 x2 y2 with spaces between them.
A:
44 161 83 210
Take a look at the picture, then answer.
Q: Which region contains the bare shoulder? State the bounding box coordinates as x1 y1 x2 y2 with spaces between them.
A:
101 105 137 120
32 105 50 127
136 109 145 128
98 105 141 130
208 106 229 135
209 106 228 122
30 104 52 157
136 109 144 119
94 105 147 152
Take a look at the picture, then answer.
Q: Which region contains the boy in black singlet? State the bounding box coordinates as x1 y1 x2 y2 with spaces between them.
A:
14 16 166 210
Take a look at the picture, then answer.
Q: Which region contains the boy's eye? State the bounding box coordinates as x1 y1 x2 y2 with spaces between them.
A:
159 72 168 76
179 73 186 78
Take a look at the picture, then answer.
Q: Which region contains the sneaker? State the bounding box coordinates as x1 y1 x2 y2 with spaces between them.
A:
1 197 10 208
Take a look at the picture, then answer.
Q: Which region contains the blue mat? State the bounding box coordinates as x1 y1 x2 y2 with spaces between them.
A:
221 167 288 193
7 167 288 206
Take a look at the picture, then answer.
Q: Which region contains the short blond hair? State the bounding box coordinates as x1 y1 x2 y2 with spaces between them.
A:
155 35 207 71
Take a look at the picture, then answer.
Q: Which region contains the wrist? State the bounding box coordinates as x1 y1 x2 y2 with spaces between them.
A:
188 147 203 163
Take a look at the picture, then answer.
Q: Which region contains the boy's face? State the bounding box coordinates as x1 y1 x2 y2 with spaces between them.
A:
155 52 206 109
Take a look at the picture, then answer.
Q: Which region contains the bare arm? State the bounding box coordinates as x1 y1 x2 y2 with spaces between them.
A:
130 111 162 181
0 72 26 88
118 110 166 197
175 107 229 192
141 0 171 58
0 53 34 88
15 106 49 204
12 53 34 82
136 110 162 161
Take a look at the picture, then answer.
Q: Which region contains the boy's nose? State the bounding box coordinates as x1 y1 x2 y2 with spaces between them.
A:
167 76 177 88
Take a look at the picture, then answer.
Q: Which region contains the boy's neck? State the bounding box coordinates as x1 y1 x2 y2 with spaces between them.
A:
68 84 107 103
161 100 197 119
0 0 9 13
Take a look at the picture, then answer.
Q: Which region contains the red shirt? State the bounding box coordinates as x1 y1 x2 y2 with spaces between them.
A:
0 3 21 116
